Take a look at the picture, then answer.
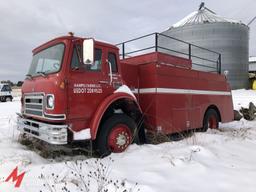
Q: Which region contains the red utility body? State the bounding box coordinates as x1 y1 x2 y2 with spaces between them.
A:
17 33 234 155
121 52 233 134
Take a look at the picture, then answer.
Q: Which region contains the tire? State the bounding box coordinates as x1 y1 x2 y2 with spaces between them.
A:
96 114 137 157
6 97 12 102
202 109 219 132
2 97 6 102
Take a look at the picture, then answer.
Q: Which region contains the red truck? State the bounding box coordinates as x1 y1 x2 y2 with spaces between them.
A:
17 32 233 156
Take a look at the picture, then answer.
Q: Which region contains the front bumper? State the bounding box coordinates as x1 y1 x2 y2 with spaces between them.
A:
17 115 68 145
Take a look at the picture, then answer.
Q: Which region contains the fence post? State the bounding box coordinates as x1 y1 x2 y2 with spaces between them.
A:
189 44 191 60
218 54 221 74
122 43 125 59
155 33 158 52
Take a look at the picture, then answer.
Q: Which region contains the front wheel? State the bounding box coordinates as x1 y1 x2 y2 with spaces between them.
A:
202 109 219 132
96 114 136 157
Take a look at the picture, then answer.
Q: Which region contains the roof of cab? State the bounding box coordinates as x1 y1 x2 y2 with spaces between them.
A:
32 35 118 54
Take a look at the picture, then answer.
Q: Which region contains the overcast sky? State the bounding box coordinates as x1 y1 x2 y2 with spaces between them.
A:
0 0 255 82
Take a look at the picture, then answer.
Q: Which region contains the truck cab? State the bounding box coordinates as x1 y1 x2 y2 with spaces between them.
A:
18 34 142 156
0 84 13 102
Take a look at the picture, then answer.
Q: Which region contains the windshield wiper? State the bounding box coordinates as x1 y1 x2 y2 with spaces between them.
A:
36 71 46 77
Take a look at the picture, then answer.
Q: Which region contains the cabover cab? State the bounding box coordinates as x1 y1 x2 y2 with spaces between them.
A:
18 35 142 156
120 52 234 134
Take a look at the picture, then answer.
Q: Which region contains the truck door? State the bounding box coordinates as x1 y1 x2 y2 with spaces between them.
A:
67 44 113 128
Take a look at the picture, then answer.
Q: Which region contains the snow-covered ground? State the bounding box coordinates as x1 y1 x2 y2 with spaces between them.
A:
0 90 256 191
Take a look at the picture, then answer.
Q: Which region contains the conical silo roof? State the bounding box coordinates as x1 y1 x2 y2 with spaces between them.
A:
171 4 243 28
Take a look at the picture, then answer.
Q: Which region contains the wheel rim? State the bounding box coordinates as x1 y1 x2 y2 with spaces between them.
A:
208 115 217 129
108 124 132 153
6 98 11 102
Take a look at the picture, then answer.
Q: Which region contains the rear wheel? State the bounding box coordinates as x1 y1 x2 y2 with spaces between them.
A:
202 109 219 132
96 114 136 157
6 97 12 102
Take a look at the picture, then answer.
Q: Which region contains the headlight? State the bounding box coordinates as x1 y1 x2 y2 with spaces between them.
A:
46 95 54 109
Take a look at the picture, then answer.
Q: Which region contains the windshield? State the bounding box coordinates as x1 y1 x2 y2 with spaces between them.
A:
1 85 12 92
28 43 65 76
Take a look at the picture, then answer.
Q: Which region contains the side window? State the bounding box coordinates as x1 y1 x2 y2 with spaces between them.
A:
71 46 81 69
87 48 102 71
108 52 118 73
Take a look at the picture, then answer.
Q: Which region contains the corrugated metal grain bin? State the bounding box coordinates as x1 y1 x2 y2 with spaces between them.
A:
158 3 249 89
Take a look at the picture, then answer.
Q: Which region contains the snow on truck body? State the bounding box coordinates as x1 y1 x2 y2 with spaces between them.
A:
17 33 233 156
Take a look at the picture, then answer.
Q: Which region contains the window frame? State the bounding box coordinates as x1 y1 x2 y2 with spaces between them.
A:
70 45 103 73
86 48 103 72
108 52 118 73
29 43 66 77
70 44 82 70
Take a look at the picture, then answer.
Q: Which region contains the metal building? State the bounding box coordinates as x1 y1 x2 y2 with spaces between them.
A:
158 3 249 89
249 57 256 72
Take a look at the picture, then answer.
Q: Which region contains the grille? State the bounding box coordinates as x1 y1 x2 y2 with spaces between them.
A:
24 93 44 117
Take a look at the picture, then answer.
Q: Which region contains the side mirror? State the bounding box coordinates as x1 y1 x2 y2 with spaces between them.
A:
83 39 94 65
